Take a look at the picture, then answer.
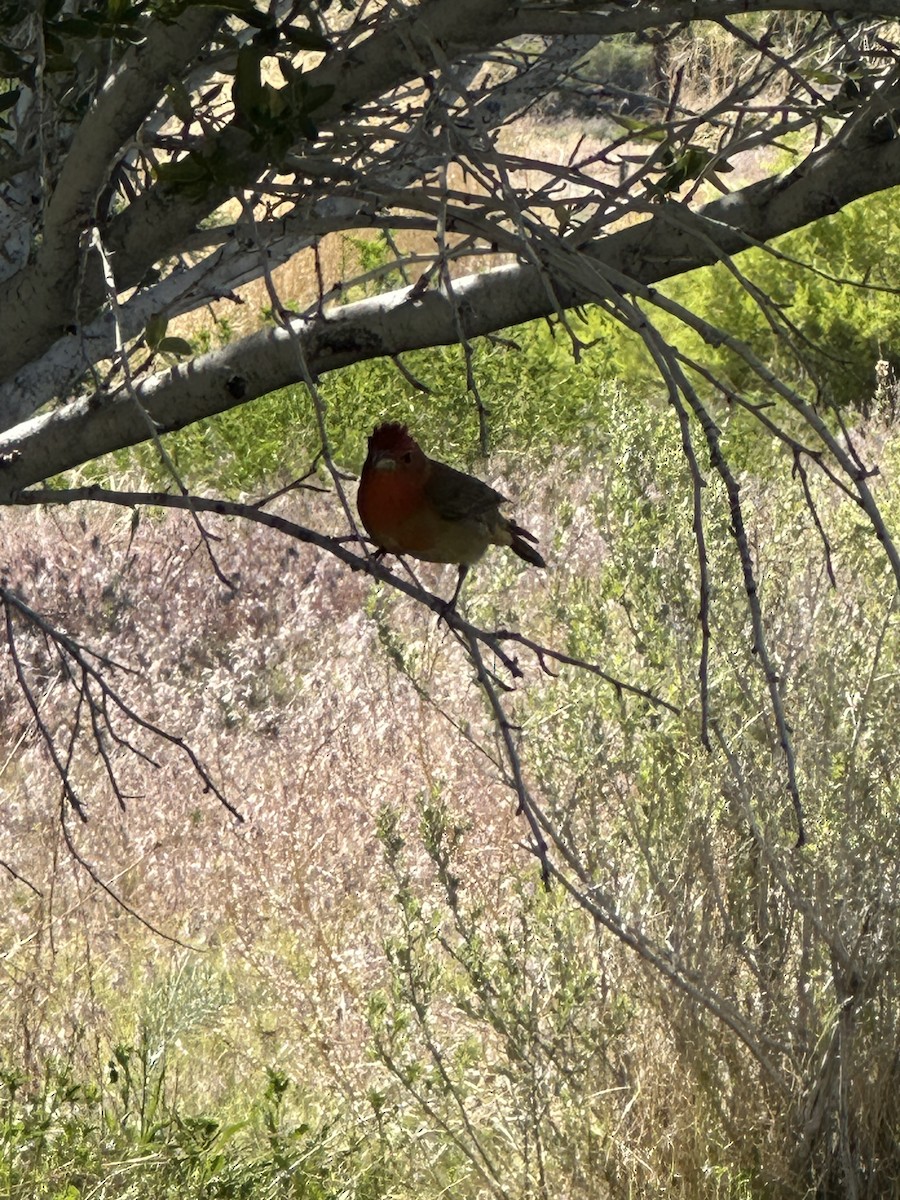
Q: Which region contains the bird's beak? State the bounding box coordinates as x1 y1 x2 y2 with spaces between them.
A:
370 451 396 470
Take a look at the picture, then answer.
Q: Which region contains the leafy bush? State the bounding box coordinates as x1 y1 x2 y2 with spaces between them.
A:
11 192 900 1200
354 383 900 1195
94 309 619 494
611 188 900 414
0 1038 392 1198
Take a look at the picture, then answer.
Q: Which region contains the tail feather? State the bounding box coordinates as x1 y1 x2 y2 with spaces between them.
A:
508 522 546 569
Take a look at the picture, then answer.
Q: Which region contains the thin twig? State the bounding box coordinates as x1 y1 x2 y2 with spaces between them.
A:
4 599 89 822
59 807 204 951
16 485 670 713
671 356 806 847
2 580 241 823
89 226 236 591
462 628 551 886
0 858 44 897
792 451 837 587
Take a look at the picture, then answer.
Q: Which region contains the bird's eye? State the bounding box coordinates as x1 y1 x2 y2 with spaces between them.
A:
402 452 412 463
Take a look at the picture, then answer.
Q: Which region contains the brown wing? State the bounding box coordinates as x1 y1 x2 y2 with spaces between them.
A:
423 458 507 522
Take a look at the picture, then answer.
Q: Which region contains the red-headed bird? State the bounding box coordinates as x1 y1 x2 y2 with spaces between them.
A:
357 422 545 606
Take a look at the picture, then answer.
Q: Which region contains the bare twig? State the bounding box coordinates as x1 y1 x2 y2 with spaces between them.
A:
88 227 236 589
462 628 551 885
4 598 89 822
1 581 241 825
0 858 43 897
792 451 837 587
59 807 205 950
16 485 669 715
546 854 791 1090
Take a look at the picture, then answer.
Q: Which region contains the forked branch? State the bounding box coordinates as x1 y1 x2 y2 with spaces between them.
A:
1 582 242 828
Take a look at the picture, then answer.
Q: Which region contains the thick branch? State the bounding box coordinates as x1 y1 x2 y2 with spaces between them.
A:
509 0 900 37
0 7 225 382
3 111 900 500
0 0 515 386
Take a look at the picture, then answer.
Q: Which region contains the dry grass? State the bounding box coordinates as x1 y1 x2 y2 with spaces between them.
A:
4 411 900 1196
0 490 526 1091
4 71 900 1189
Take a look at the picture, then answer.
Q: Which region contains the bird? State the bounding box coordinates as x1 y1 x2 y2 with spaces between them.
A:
357 422 545 608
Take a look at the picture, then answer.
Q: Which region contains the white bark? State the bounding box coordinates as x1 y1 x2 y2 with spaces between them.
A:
3 92 900 502
1 0 900 478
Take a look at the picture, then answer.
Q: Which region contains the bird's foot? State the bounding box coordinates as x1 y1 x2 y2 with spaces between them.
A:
435 594 459 626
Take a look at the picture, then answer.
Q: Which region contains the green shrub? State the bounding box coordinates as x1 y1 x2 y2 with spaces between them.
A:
611 187 900 414
90 313 620 494
72 188 900 499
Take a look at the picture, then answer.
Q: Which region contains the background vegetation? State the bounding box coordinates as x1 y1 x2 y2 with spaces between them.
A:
4 188 900 1200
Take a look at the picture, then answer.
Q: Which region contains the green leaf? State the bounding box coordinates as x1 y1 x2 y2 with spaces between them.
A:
154 155 210 190
649 144 713 196
166 79 194 125
300 82 334 114
153 147 247 200
196 0 270 28
801 68 843 85
277 54 297 85
232 43 265 123
262 80 286 118
158 336 194 358
144 314 168 350
0 45 27 77
282 26 332 52
613 115 666 142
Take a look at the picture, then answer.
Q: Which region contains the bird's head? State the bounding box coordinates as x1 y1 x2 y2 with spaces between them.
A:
364 423 426 473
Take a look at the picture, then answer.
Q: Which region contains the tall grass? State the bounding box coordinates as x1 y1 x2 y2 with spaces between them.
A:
3 188 900 1196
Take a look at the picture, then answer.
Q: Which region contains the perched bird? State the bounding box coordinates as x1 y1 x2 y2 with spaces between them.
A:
357 422 545 607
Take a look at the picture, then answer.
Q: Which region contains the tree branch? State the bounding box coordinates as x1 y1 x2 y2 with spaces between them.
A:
0 7 226 382
4 101 900 494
